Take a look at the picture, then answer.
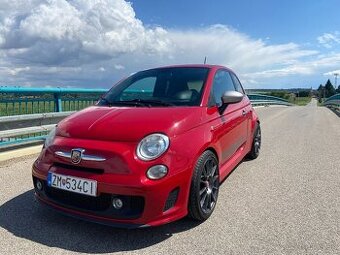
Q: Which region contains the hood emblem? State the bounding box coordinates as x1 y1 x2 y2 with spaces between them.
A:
71 148 85 164
55 149 106 162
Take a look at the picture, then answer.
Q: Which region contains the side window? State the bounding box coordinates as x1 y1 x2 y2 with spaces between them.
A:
231 73 245 94
209 70 236 106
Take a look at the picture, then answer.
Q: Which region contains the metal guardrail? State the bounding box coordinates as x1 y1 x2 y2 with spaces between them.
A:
0 86 107 150
0 88 291 150
0 86 107 116
323 94 340 111
247 94 293 107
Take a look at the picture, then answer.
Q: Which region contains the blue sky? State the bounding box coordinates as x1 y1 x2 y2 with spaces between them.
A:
0 0 340 89
132 0 340 44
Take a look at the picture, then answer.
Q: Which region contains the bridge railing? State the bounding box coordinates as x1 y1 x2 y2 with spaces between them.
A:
0 87 292 150
323 93 340 110
247 94 293 106
0 86 107 116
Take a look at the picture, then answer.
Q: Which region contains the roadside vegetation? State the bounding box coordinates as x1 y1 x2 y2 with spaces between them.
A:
316 79 340 104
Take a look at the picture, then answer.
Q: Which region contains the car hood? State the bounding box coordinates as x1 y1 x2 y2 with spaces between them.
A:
57 106 203 142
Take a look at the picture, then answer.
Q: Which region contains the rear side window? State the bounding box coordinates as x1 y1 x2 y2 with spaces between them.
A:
210 70 236 106
231 73 245 94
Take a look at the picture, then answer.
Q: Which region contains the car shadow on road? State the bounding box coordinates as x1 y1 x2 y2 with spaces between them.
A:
0 190 202 253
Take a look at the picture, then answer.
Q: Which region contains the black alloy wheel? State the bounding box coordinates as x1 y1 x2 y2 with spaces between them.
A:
188 150 219 221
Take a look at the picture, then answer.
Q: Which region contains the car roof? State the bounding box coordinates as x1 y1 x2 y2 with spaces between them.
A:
142 64 235 73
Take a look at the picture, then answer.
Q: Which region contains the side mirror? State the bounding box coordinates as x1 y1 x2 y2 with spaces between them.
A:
221 91 243 104
218 91 243 114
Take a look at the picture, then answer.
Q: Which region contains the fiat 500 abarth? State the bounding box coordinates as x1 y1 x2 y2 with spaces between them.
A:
32 65 261 228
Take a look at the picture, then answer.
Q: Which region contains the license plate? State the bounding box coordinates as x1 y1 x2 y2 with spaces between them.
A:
47 172 97 197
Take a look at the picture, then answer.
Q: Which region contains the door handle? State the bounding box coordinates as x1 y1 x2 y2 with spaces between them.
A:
242 110 246 116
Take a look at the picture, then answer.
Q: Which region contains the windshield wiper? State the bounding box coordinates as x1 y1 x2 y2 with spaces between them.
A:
99 98 174 107
129 99 174 106
109 100 150 107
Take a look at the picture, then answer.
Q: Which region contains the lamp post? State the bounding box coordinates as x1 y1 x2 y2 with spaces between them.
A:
334 73 339 90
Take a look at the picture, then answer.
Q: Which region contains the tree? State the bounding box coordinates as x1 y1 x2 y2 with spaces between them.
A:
324 79 336 98
336 85 340 94
317 84 325 100
298 90 310 97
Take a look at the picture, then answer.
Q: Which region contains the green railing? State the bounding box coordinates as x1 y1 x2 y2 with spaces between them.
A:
247 94 292 106
323 93 340 110
1 87 293 117
0 86 107 116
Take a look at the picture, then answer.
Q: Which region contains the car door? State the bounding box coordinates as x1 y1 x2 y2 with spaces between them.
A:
208 69 248 166
230 72 250 144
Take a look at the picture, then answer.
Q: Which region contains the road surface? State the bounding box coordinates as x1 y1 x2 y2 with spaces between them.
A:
1 100 339 254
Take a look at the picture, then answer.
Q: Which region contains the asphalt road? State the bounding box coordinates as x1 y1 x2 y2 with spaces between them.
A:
1 100 339 255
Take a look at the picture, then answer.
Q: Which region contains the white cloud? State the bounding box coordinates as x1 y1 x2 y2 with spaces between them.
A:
324 69 340 76
0 0 338 89
167 25 317 72
317 32 340 48
20 0 82 41
114 64 125 70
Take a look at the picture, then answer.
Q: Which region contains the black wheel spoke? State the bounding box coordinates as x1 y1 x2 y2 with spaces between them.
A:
203 193 209 210
210 165 217 177
211 191 218 202
208 193 213 209
199 187 207 196
200 192 208 208
203 164 209 178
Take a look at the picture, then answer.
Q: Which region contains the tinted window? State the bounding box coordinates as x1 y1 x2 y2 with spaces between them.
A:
210 70 236 106
231 73 245 94
99 67 210 107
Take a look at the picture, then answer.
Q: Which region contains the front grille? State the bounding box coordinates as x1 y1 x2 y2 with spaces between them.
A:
45 185 111 211
53 162 104 174
33 177 144 219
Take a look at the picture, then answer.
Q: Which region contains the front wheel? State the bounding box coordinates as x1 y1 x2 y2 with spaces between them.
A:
247 124 261 160
188 150 219 221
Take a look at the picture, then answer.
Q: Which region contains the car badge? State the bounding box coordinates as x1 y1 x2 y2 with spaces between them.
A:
70 148 84 164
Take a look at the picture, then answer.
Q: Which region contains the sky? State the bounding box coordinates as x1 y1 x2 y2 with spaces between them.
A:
0 0 340 89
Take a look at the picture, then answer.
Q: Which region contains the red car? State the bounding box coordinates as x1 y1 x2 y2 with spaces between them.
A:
32 65 261 228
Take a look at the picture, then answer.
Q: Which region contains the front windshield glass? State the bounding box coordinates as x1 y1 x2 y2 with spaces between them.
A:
98 67 210 107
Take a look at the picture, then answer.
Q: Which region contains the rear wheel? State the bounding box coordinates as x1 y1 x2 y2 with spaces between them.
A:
247 124 261 159
188 150 219 221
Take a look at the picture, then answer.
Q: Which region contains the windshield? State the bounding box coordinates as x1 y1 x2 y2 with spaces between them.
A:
98 67 210 107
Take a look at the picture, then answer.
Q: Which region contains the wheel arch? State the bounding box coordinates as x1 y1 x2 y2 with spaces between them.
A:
205 147 219 163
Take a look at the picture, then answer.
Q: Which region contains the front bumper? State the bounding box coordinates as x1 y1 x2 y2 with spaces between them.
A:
32 164 190 227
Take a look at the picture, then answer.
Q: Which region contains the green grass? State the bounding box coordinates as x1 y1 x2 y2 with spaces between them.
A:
288 97 311 106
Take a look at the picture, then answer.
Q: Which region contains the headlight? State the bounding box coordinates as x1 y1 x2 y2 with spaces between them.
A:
44 126 57 148
136 133 169 161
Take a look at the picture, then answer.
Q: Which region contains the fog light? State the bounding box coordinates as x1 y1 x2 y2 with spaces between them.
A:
146 165 168 180
36 180 43 191
112 198 123 209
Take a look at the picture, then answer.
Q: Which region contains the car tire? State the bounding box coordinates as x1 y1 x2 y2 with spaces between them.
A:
188 150 219 221
247 124 261 160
